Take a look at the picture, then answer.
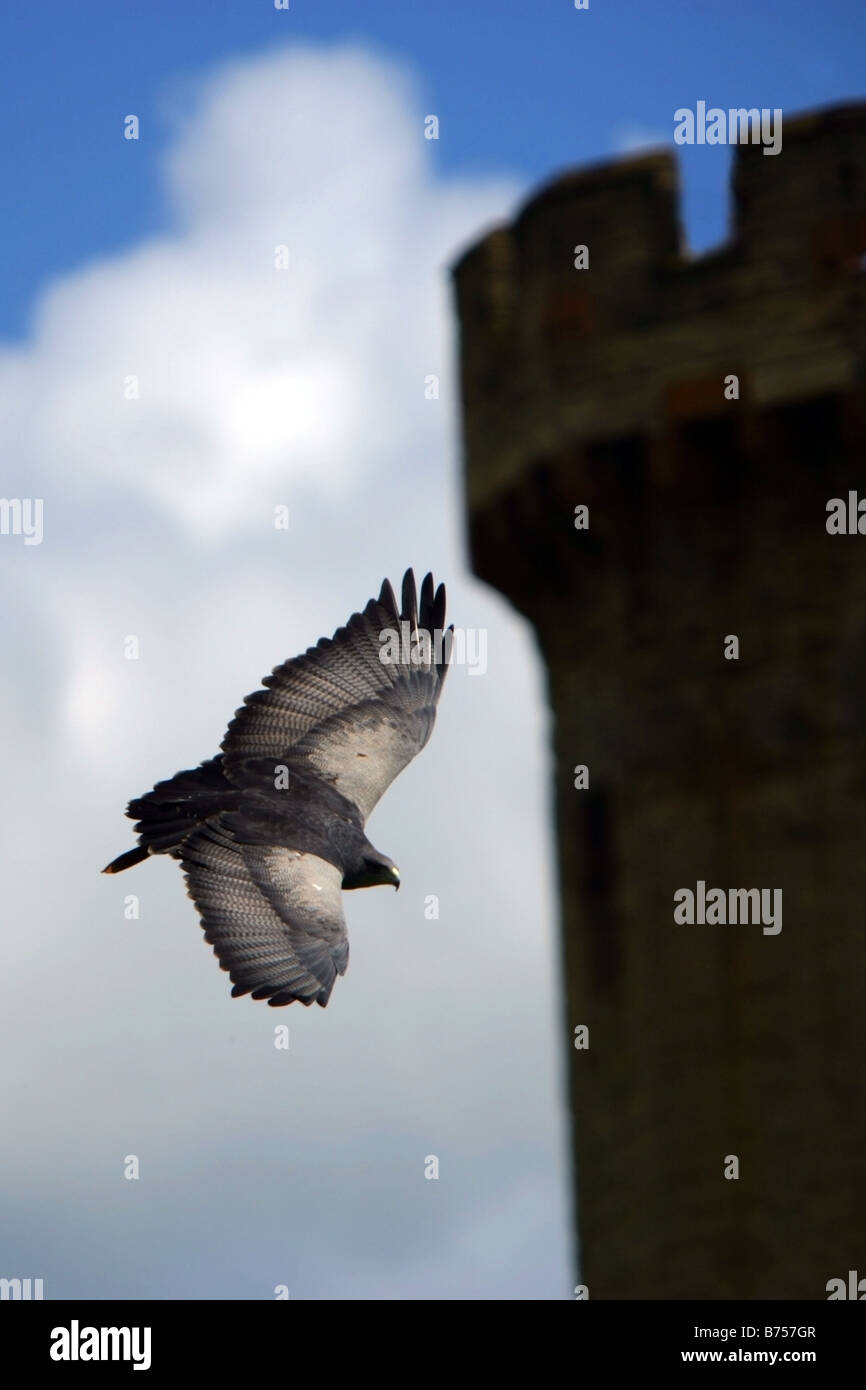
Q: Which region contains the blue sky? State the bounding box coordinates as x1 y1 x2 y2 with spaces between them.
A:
1 0 863 339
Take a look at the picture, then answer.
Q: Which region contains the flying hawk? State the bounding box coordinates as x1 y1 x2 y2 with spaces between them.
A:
104 570 450 1007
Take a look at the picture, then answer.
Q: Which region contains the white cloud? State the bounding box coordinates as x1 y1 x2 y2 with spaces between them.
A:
611 122 668 154
0 42 571 1299
4 44 513 539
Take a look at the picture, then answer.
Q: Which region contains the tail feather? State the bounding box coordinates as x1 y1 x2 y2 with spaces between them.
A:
104 756 234 872
102 845 149 875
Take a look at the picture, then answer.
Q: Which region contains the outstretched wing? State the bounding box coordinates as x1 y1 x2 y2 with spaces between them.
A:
181 823 348 1007
221 570 450 822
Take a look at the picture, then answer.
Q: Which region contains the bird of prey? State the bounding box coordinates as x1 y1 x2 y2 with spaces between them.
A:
104 570 450 1007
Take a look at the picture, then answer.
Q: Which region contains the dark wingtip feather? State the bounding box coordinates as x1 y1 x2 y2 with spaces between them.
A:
419 572 434 627
432 582 446 636
378 577 398 618
401 569 418 631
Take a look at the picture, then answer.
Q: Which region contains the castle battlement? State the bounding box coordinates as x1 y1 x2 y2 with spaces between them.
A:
454 102 866 525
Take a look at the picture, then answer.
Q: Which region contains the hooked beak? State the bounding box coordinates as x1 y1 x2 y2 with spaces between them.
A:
392 866 400 891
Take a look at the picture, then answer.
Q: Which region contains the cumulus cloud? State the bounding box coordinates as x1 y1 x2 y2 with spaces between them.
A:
0 42 571 1298
4 46 511 540
611 121 669 154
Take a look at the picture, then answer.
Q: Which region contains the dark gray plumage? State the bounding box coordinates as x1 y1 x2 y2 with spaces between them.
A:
103 570 451 1007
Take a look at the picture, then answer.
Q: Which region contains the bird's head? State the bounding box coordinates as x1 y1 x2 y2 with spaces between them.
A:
343 850 400 891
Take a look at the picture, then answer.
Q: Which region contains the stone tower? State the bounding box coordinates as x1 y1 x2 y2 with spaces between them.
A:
453 102 866 1299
